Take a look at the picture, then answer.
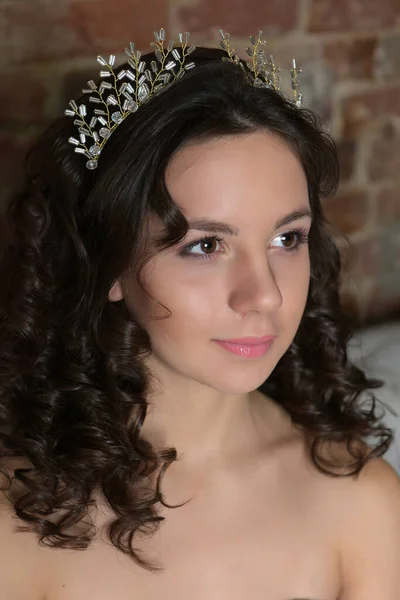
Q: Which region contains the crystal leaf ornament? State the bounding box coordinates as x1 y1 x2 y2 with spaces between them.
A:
219 30 303 107
65 29 303 170
65 29 196 170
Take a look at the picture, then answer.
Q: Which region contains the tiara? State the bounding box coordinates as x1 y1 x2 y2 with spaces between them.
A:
65 29 303 171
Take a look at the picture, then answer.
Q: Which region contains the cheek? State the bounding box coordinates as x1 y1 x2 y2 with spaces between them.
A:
129 263 221 341
273 252 310 308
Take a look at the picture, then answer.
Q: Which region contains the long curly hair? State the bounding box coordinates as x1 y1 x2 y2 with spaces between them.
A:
0 47 392 570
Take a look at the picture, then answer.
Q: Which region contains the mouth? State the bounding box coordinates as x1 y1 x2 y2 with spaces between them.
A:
212 336 276 358
215 335 276 345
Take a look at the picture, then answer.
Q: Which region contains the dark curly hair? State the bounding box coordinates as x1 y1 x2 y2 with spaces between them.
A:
0 46 392 570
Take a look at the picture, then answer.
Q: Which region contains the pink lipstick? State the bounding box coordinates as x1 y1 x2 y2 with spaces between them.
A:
213 335 276 358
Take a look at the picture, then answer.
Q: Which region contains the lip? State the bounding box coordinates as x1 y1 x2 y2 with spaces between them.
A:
213 336 276 358
215 335 276 345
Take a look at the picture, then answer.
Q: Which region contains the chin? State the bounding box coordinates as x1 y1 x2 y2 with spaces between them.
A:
204 365 276 395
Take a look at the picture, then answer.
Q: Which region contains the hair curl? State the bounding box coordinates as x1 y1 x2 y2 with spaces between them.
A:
0 47 392 570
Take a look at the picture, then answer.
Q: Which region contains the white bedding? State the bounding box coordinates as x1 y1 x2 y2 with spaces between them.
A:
348 322 400 474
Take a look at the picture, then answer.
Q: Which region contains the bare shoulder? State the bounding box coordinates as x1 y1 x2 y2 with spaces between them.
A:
326 450 400 599
0 460 46 600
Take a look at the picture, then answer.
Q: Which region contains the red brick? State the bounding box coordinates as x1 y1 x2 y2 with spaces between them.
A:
367 121 400 182
323 189 369 236
0 0 168 66
0 71 48 125
341 85 400 140
341 224 400 291
375 33 400 81
323 38 377 81
0 1 83 65
309 0 400 33
337 140 357 183
377 186 400 224
69 0 169 54
340 237 380 280
177 0 299 36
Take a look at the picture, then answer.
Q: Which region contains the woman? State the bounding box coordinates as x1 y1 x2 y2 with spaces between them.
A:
0 29 399 600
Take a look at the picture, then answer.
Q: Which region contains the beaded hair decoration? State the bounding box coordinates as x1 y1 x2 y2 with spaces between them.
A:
65 29 303 171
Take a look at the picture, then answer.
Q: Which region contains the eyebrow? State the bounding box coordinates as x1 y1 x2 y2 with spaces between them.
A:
187 208 313 236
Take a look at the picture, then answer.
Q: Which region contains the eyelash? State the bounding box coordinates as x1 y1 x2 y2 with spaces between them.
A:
178 228 310 261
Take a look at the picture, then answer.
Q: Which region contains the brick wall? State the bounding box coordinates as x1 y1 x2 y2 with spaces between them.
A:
0 0 399 324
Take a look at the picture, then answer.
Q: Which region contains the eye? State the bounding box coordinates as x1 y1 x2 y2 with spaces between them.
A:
270 228 309 252
178 235 224 260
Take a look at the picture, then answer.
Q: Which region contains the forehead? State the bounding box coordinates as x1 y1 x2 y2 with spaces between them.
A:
164 131 310 229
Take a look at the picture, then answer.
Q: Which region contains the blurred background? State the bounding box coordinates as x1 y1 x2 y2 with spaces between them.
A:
0 0 399 326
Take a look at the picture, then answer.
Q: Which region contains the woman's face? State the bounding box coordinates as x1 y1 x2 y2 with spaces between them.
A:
110 131 311 394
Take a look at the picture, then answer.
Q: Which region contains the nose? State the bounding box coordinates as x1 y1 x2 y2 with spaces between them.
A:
228 253 283 317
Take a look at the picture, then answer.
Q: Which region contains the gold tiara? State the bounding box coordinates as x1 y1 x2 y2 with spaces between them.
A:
65 29 303 171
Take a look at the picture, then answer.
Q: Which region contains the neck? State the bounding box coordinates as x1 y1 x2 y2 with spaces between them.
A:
139 360 273 472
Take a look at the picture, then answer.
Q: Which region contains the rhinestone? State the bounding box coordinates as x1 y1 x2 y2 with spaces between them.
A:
86 159 98 170
126 100 138 111
106 95 118 105
89 145 102 156
99 127 111 139
111 111 123 123
138 85 149 102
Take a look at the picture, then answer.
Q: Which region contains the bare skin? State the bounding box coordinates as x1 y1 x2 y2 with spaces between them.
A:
1 133 400 598
1 392 400 600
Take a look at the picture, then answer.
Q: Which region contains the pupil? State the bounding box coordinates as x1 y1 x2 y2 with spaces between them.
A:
203 240 215 253
282 233 294 247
